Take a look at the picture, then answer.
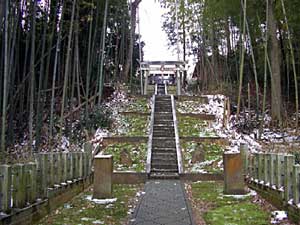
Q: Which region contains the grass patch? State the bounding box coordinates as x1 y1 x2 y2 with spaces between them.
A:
113 115 149 137
103 143 147 172
122 98 150 113
192 182 269 225
182 142 223 173
178 116 217 137
176 100 207 113
37 184 142 225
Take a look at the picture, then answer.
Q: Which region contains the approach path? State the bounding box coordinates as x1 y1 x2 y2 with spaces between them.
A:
130 83 194 225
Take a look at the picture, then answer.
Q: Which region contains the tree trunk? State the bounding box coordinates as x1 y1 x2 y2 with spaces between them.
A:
268 0 282 123
60 0 76 133
1 0 9 157
122 0 142 81
28 0 37 154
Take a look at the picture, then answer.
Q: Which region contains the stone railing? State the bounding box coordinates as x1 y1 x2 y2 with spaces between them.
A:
241 145 300 207
0 148 93 214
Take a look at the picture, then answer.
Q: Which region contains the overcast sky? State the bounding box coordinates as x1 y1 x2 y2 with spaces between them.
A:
139 1 177 61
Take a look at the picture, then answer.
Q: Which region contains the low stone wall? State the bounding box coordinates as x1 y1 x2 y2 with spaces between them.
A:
180 137 229 145
102 137 148 146
180 173 223 182
113 172 147 184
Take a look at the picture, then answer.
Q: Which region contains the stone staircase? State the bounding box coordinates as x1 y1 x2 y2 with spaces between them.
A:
150 93 179 179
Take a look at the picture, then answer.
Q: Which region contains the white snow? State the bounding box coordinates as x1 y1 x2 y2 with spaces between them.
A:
271 211 288 224
85 195 117 205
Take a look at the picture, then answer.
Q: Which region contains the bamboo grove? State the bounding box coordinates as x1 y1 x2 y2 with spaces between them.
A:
0 0 143 159
160 0 300 127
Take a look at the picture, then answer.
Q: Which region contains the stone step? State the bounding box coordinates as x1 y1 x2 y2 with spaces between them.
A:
152 132 175 138
152 162 177 168
152 151 177 157
152 139 176 145
155 109 172 112
153 121 173 125
155 105 172 108
155 96 170 99
152 147 177 154
154 117 173 120
149 172 179 179
153 126 174 131
151 158 178 166
151 168 178 173
155 107 172 110
151 157 177 164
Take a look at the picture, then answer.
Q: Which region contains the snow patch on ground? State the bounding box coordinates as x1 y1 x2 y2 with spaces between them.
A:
271 211 288 224
85 195 117 205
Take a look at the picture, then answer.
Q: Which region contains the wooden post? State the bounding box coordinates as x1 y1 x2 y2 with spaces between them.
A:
264 154 269 184
29 162 37 203
258 153 264 182
240 144 249 175
47 153 54 188
79 152 83 178
275 154 283 188
56 153 63 184
69 153 73 181
0 165 12 212
82 152 87 178
284 155 295 201
93 155 113 198
269 154 276 186
62 152 68 182
12 164 26 208
25 163 37 204
293 165 300 205
254 153 259 180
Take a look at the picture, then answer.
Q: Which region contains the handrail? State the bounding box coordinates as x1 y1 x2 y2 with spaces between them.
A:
146 95 155 174
171 95 183 174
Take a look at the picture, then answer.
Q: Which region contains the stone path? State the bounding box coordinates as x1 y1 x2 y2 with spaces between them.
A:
129 180 194 225
130 84 194 224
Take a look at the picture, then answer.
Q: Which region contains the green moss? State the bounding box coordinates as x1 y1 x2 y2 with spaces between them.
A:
37 184 141 225
205 203 269 225
104 143 147 172
178 116 217 137
123 98 150 113
114 115 149 137
182 142 223 172
176 101 207 113
191 182 269 225
178 117 207 136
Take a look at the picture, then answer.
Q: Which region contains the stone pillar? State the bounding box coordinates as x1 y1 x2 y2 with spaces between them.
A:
144 70 149 95
223 152 246 195
176 70 181 96
93 155 113 199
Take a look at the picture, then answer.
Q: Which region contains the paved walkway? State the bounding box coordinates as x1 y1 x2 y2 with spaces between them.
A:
129 180 194 225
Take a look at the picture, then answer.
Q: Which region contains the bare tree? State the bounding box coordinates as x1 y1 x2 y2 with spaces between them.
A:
122 0 142 81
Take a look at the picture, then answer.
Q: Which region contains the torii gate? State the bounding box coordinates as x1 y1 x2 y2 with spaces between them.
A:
139 61 186 95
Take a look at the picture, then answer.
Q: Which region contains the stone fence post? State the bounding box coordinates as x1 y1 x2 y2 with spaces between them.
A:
93 155 113 199
223 152 247 195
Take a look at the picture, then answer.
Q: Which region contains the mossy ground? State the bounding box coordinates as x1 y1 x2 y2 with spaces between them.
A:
191 182 270 225
182 142 224 173
113 115 149 136
176 100 207 113
103 143 147 172
178 116 217 137
37 184 142 225
122 98 150 113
